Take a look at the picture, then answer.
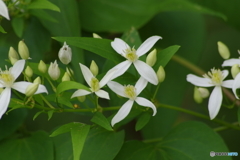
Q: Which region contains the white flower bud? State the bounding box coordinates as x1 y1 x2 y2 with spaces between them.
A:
157 66 165 83
25 66 33 78
198 87 209 98
66 67 74 76
231 64 240 79
25 83 39 97
93 33 102 39
18 40 30 60
33 77 41 84
217 41 230 59
62 72 70 82
38 60 47 74
90 60 98 76
77 96 86 102
58 42 72 65
146 49 157 67
48 60 60 80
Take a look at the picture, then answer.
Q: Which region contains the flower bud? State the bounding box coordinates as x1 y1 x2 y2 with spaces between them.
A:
231 64 240 78
90 60 98 76
48 60 60 80
58 42 72 65
77 96 86 102
25 83 39 97
198 87 209 98
146 49 157 67
93 33 102 39
18 40 30 60
157 66 165 83
25 66 33 78
38 60 47 74
62 72 70 82
217 41 230 59
194 86 203 104
33 77 41 84
8 47 19 65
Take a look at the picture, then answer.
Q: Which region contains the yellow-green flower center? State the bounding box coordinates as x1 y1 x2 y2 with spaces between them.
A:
124 85 136 100
124 48 138 62
203 68 224 86
0 69 14 87
90 77 100 92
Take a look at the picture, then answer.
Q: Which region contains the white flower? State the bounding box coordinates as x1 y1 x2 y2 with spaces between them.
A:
58 42 72 65
108 77 157 126
110 36 161 85
0 60 48 119
187 68 234 120
0 0 10 20
71 63 116 99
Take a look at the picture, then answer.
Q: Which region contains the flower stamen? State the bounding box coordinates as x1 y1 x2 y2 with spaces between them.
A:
90 77 100 92
0 67 14 87
124 47 138 62
124 85 136 100
203 68 224 86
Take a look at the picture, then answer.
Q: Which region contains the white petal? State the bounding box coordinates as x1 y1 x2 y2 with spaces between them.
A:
35 84 48 94
11 81 31 94
0 0 10 20
208 86 222 120
80 63 94 87
95 90 109 99
111 100 134 126
136 36 162 57
107 81 126 97
71 89 91 98
0 88 11 119
222 80 234 88
222 59 240 67
232 73 240 99
135 77 148 95
187 74 214 87
222 70 229 79
108 60 131 80
11 60 25 80
99 68 117 88
111 38 130 56
135 97 157 116
134 60 158 85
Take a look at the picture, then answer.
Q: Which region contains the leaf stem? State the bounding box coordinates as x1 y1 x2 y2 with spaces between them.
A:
40 94 55 109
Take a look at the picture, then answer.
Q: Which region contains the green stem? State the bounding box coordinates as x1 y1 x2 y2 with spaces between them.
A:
172 55 240 106
142 137 163 143
158 103 240 130
40 94 55 109
152 83 161 100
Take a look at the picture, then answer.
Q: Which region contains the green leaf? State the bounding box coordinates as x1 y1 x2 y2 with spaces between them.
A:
81 127 125 160
71 125 90 160
154 45 180 69
116 121 231 160
238 107 240 124
30 10 58 23
56 81 90 95
33 110 44 121
11 17 24 38
0 25 6 33
0 131 54 160
53 37 124 63
91 112 113 131
135 113 151 131
28 0 60 12
50 122 86 137
47 110 54 120
0 108 27 141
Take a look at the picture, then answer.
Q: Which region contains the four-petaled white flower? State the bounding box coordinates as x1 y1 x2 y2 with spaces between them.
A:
71 63 116 99
187 68 234 120
110 36 161 85
108 77 157 126
0 60 48 119
0 0 9 20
